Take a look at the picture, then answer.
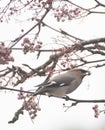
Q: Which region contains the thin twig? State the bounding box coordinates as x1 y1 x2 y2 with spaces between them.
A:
9 3 52 48
42 21 83 41
94 0 105 7
0 86 34 94
63 96 105 103
0 86 105 103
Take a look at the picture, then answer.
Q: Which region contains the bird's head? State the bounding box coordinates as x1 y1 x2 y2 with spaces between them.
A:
77 69 91 77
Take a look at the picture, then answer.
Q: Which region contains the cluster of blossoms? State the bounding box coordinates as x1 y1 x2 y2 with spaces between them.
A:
0 0 82 23
92 104 105 118
53 6 81 22
21 38 42 54
92 105 100 118
23 98 40 119
59 47 77 69
60 53 75 68
18 87 41 119
0 42 14 64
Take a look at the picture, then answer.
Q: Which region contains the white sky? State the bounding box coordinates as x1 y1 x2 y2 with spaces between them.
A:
0 0 105 130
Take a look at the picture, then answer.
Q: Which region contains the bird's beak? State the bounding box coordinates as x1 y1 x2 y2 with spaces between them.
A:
84 70 91 76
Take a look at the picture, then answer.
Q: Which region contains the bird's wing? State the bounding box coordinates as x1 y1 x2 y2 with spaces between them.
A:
34 77 75 95
34 80 57 88
51 76 75 88
34 81 58 95
35 81 59 90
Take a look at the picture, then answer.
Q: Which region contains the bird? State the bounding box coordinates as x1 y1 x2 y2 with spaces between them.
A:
33 69 90 99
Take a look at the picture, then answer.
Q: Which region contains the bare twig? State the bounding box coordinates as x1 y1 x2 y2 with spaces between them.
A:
8 107 24 124
94 0 105 7
1 37 105 86
41 21 83 41
0 86 34 94
63 96 105 103
80 37 105 46
67 0 105 15
0 86 105 104
9 3 52 48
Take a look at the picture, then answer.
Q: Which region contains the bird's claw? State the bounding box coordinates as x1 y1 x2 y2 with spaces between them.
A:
62 95 70 101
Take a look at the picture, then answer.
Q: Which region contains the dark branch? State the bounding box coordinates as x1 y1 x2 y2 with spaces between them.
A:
94 0 105 7
1 37 105 86
80 37 105 46
0 86 34 94
42 21 83 41
8 107 24 124
63 96 105 103
0 86 105 103
9 3 52 48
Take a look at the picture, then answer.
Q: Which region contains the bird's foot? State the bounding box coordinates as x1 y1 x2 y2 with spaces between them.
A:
62 95 70 101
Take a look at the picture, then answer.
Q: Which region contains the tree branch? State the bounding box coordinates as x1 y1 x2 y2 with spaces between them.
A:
1 37 105 86
94 0 105 7
9 2 52 48
0 86 34 94
63 96 105 103
80 37 105 46
67 0 105 16
42 21 84 41
0 86 105 104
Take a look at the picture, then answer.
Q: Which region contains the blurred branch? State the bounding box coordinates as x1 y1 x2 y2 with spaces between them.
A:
75 58 105 68
67 0 105 15
12 47 62 52
60 29 83 41
1 37 105 86
8 107 24 124
0 86 105 104
63 96 105 111
41 21 84 41
64 96 105 103
81 37 105 46
0 86 34 94
94 0 105 7
9 2 52 48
